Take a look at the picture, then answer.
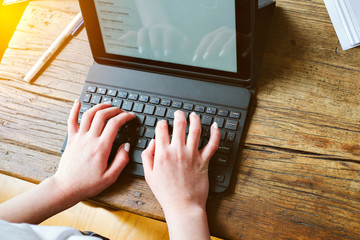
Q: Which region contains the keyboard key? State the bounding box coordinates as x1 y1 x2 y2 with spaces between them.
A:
206 107 217 115
213 117 224 128
144 128 155 138
107 89 117 97
144 116 157 127
90 95 102 104
150 97 160 104
215 174 225 182
225 120 238 131
139 95 149 102
144 105 155 115
195 105 205 112
102 97 112 103
136 115 145 124
218 142 232 153
131 150 143 164
183 103 194 111
133 103 144 113
171 101 182 108
166 109 176 119
112 99 122 108
118 91 128 98
122 101 133 111
155 106 166 117
136 138 148 149
128 93 139 100
201 115 212 126
87 86 96 93
160 99 171 106
213 154 229 166
230 111 241 119
83 94 91 103
202 126 210 137
137 126 145 136
220 130 226 141
80 104 91 113
115 133 123 143
97 87 107 95
78 113 82 123
226 132 236 142
218 109 228 117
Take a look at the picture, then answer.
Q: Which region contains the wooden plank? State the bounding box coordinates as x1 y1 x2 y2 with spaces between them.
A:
0 0 360 239
1 139 360 239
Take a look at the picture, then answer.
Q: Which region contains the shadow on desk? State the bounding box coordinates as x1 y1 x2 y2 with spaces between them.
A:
257 7 307 90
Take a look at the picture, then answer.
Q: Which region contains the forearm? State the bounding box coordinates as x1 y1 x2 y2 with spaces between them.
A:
164 205 211 240
0 176 79 224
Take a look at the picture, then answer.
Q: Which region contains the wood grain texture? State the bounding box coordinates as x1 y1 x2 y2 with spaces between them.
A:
0 0 359 239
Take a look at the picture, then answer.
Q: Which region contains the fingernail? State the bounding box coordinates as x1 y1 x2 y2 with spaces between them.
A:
213 122 218 129
219 49 225 57
74 99 78 105
103 101 112 105
203 52 209 60
129 112 136 116
124 143 130 153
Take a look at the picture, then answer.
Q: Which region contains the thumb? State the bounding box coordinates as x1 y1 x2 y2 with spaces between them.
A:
142 139 155 175
104 143 130 182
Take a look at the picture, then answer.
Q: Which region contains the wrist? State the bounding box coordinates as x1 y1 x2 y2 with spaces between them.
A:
163 202 207 222
44 176 82 207
163 203 210 240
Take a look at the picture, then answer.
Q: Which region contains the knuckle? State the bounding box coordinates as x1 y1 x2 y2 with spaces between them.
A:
175 118 187 129
94 111 107 122
190 127 201 136
208 142 219 153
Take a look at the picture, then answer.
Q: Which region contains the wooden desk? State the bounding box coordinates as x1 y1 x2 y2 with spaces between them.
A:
0 1 359 239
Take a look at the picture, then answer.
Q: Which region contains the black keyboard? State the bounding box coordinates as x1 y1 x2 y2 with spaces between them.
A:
62 83 246 193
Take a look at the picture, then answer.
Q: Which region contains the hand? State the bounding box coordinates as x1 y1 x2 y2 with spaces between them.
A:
142 111 220 214
53 100 135 202
192 26 238 71
119 26 191 60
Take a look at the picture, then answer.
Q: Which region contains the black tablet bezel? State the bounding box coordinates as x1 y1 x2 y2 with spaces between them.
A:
79 0 256 86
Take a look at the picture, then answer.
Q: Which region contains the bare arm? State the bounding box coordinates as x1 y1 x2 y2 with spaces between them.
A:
0 101 134 224
142 111 220 240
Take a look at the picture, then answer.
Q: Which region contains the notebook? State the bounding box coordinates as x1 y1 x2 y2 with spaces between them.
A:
61 0 275 193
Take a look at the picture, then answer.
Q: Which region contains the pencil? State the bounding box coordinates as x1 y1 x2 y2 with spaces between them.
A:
24 12 83 83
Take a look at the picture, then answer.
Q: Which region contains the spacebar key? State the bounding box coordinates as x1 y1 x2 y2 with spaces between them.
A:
125 162 144 176
130 149 143 164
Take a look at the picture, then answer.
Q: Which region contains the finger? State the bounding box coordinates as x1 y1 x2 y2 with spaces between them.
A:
201 122 220 162
79 102 112 132
155 120 170 148
104 143 130 184
219 33 236 58
204 29 233 60
171 110 187 147
137 27 150 55
142 139 155 175
120 31 137 43
68 99 81 137
186 112 202 151
192 29 220 63
148 27 163 59
162 27 174 58
89 107 124 137
100 112 136 145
